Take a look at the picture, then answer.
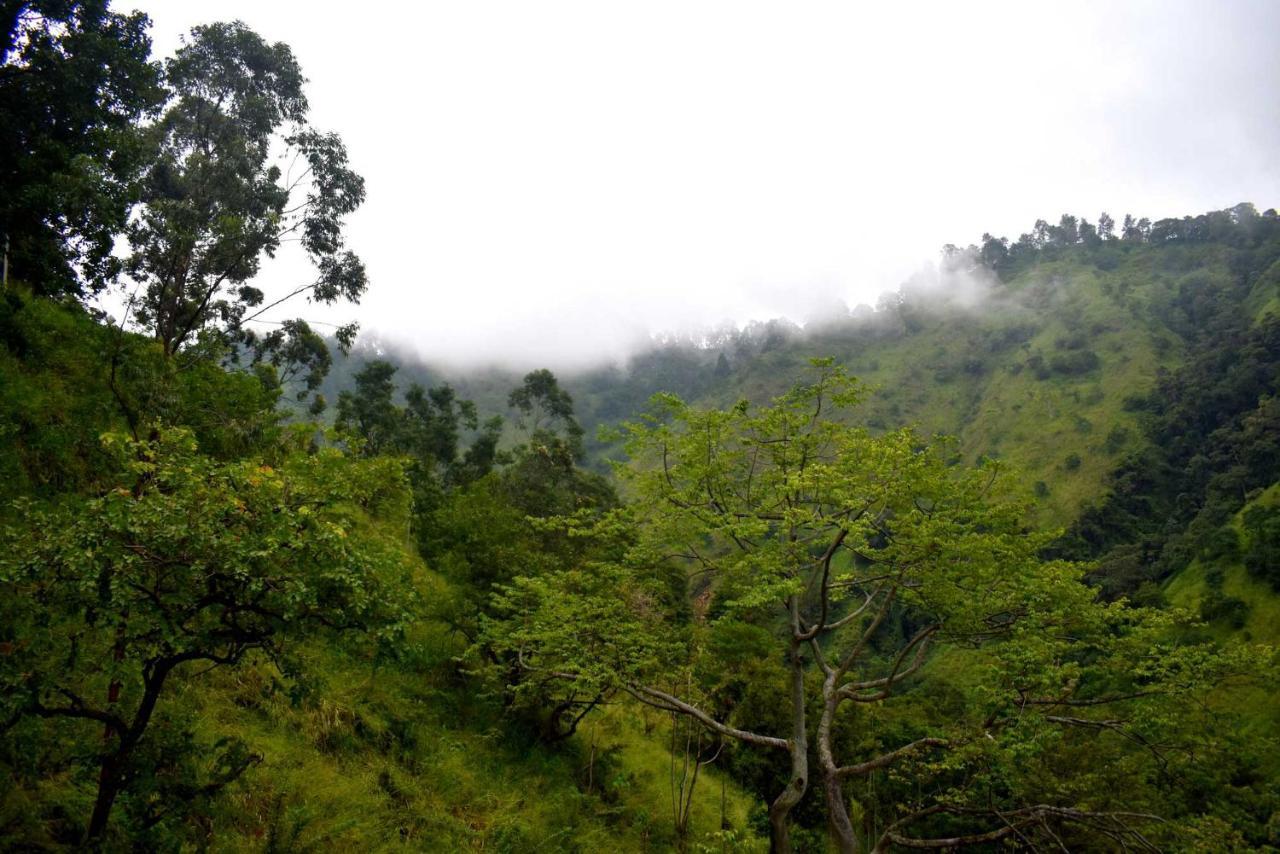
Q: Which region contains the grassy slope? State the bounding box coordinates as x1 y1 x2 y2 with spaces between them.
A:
1165 483 1280 647
1163 483 1280 772
633 249 1197 526
179 559 765 852
185 645 763 851
0 296 766 851
296 237 1280 843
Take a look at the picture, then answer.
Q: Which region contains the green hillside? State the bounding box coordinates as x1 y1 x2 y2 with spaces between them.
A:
8 212 1280 848
330 207 1280 537
4 6 1279 849
0 291 765 851
1167 483 1280 646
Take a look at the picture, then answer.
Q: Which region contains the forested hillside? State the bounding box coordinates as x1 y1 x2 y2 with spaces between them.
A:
312 204 1280 849
3 3 1279 852
333 203 1280 576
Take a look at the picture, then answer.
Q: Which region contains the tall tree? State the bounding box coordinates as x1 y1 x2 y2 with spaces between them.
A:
508 368 585 457
485 360 1263 852
1055 213 1079 245
1097 211 1115 240
0 1 161 295
503 368 614 517
125 20 366 359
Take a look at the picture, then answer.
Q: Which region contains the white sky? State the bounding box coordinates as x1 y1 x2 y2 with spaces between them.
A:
129 0 1280 371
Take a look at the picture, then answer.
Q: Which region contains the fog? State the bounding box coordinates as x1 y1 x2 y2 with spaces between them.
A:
125 0 1280 371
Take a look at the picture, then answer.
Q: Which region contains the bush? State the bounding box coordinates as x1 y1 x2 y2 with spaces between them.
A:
1050 349 1102 376
1242 505 1280 590
1200 526 1241 564
1064 453 1082 471
1199 591 1250 629
1105 426 1130 454
1130 581 1167 609
1026 354 1051 381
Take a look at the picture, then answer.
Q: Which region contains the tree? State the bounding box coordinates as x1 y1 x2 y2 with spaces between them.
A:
1243 503 1280 590
244 318 331 401
0 427 415 841
1098 211 1115 240
715 351 732 379
1079 217 1099 246
0 1 162 295
125 20 366 360
335 358 503 554
978 232 1009 276
334 358 500 485
499 368 614 517
508 368 585 458
1055 213 1079 245
484 360 1264 852
335 359 401 457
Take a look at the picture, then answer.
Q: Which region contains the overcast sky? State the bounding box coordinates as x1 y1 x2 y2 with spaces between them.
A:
127 0 1280 371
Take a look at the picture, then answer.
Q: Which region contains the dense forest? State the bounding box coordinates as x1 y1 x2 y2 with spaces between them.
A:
3 4 1279 852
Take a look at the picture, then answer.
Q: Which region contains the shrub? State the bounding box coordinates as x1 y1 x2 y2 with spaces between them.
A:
1199 591 1250 629
1200 526 1241 564
1105 426 1130 454
1050 349 1101 376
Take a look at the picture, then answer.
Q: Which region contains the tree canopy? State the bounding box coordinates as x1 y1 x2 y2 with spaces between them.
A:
1 0 161 295
125 19 366 374
482 360 1270 852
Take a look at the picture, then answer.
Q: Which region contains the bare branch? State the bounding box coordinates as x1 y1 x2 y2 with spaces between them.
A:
624 685 789 751
837 736 947 778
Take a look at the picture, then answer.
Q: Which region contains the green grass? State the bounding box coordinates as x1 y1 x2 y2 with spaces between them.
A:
166 557 767 852
1245 257 1280 324
1165 482 1280 646
1162 483 1280 772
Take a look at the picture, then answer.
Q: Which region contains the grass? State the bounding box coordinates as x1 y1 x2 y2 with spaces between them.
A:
1162 483 1280 773
163 555 768 852
1165 483 1280 647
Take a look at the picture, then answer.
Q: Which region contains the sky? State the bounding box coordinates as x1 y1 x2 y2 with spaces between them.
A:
126 0 1280 371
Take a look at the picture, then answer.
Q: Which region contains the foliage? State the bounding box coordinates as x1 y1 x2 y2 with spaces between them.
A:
334 358 503 559
1064 317 1280 595
125 18 366 403
5 8 1280 843
0 427 417 841
1243 502 1280 590
480 361 1270 850
0 287 281 501
0 0 162 295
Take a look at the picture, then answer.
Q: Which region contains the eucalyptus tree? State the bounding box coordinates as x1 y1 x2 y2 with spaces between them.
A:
125 20 365 374
484 360 1262 852
508 367 586 460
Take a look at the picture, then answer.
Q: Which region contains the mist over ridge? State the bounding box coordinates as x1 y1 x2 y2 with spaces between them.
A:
339 212 1063 377
349 244 1007 376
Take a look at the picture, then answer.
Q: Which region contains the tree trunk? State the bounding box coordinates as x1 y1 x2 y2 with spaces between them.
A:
85 757 123 841
822 772 858 853
769 631 809 854
818 693 859 853
85 663 170 841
